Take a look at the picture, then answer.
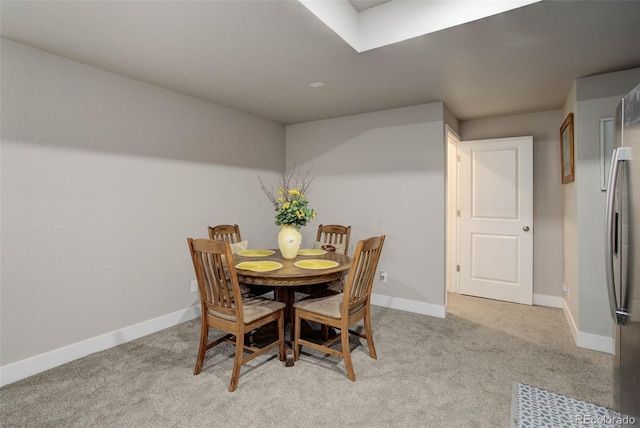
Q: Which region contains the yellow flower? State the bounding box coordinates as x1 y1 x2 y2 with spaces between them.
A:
278 187 284 195
282 202 290 209
277 197 284 202
292 200 298 205
289 189 300 196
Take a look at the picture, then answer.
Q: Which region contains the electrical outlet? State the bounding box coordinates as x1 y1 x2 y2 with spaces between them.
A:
190 280 198 293
379 270 388 283
562 283 569 298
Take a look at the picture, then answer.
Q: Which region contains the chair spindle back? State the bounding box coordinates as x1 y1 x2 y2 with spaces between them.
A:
344 235 385 308
316 224 351 255
188 238 243 321
208 224 242 244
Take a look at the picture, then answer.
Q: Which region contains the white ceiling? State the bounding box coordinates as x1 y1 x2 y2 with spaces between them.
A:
2 1 640 125
348 0 391 13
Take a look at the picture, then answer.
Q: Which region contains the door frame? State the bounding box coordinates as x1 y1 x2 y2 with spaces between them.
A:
446 125 460 294
448 131 534 305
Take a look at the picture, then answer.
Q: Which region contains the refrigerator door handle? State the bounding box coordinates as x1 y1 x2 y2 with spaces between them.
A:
605 147 631 325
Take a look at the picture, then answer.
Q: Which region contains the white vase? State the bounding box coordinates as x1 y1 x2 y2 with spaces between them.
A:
278 225 302 260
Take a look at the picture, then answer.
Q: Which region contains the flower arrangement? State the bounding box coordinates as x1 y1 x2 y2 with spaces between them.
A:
260 167 317 229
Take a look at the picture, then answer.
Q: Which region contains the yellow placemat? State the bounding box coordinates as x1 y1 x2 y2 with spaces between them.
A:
297 248 327 256
294 259 339 270
235 261 283 272
236 249 276 257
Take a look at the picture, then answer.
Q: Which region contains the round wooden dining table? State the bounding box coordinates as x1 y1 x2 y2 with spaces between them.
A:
234 249 351 366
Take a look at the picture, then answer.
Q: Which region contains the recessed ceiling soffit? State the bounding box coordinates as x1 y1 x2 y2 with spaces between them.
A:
299 0 541 52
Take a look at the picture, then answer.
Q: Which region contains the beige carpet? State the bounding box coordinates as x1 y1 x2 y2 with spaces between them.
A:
0 293 612 427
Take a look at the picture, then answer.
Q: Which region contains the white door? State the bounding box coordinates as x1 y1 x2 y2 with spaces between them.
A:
458 136 533 305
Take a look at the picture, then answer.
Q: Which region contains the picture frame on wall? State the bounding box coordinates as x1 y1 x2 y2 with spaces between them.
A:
560 113 575 184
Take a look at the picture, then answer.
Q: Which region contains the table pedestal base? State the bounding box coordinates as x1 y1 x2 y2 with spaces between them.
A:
247 287 336 367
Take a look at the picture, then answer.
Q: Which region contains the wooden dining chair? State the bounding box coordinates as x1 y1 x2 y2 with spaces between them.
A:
315 224 351 255
293 235 385 381
187 238 286 392
208 224 255 295
208 224 243 244
306 224 352 296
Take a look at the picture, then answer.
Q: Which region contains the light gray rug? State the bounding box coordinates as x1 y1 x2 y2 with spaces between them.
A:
511 382 625 428
0 293 614 427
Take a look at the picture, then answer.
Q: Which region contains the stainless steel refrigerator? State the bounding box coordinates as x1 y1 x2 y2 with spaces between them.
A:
605 82 640 424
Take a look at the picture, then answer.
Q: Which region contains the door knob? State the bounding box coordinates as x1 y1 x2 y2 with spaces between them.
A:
523 226 530 232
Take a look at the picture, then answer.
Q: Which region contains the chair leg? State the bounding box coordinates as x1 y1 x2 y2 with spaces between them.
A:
229 333 244 392
278 314 286 362
321 324 331 341
364 309 377 360
194 324 208 375
293 310 301 361
341 328 356 381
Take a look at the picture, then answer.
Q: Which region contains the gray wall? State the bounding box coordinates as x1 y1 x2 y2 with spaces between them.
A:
4 35 635 375
460 110 565 301
563 81 580 327
286 103 447 309
1 39 285 366
572 68 640 338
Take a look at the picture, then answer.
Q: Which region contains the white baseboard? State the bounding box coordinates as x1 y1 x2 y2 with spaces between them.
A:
576 329 614 355
562 299 614 354
0 305 201 387
563 299 579 343
371 293 445 318
533 293 563 308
